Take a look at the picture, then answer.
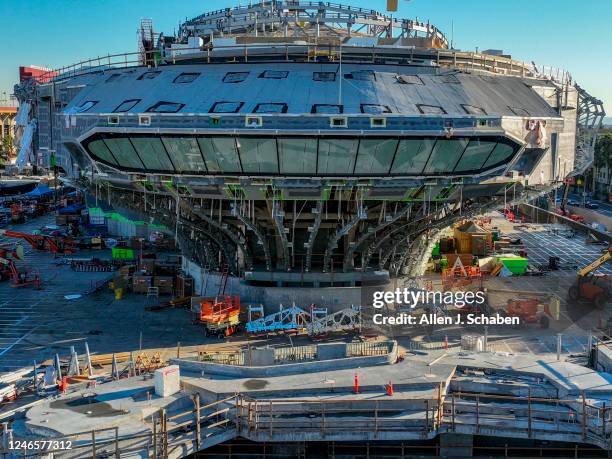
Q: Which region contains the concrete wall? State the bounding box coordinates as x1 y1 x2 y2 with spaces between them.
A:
563 205 612 233
502 84 577 187
595 344 612 373
439 433 473 459
519 203 612 242
245 348 275 366
182 258 392 312
172 342 398 378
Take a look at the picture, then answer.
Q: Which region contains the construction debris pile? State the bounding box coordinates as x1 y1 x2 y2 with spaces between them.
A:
433 216 531 279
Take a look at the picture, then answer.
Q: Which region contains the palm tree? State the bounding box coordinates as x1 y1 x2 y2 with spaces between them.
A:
0 135 14 165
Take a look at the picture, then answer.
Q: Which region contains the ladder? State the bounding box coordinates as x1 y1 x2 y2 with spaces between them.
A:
218 264 229 297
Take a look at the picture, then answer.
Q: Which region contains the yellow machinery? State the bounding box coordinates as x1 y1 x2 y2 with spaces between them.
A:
569 249 611 307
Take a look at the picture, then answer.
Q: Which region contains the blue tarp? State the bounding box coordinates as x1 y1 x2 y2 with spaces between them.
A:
58 203 86 215
25 185 54 198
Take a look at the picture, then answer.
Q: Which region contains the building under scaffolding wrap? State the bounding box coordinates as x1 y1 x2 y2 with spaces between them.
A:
14 1 605 298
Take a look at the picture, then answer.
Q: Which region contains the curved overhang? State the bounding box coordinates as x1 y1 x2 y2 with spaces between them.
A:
78 128 524 180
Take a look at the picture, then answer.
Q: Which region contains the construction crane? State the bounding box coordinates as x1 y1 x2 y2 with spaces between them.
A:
0 229 78 255
568 249 611 307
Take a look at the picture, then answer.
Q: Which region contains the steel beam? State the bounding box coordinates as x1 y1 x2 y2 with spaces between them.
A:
343 203 412 272
323 206 367 273
231 202 272 272
305 200 323 273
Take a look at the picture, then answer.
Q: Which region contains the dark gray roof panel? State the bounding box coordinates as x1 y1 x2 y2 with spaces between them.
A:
62 63 559 118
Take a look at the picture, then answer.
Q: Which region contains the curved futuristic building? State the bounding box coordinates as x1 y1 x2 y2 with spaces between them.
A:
15 1 604 292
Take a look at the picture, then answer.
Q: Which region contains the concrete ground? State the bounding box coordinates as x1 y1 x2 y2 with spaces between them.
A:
19 342 612 448
3 212 611 458
382 214 610 360
0 213 609 376
0 215 223 374
181 358 455 398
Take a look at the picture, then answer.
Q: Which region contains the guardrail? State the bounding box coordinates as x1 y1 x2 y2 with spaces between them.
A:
5 390 611 457
193 341 394 367
34 41 569 88
2 394 239 458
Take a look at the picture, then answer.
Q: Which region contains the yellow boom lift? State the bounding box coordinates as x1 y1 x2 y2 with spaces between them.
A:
568 249 611 307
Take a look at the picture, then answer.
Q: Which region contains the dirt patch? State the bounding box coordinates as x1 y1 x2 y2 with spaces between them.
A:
49 395 129 418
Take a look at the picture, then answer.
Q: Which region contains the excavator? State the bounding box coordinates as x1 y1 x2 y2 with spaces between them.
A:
568 248 611 308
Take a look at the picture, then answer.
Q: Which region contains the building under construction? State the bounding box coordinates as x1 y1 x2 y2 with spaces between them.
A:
4 4 611 458
13 1 606 304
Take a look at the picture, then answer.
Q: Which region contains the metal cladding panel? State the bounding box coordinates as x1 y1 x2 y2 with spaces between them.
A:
59 63 560 119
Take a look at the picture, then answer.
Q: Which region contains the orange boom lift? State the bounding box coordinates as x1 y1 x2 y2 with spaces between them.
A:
0 229 78 255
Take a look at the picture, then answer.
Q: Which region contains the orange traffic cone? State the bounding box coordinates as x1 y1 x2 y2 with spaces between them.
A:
386 381 394 396
444 335 449 350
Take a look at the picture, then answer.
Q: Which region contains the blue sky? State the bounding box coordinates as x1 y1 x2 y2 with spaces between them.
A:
1 0 610 114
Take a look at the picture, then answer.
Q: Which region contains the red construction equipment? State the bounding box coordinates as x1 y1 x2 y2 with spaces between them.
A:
442 263 482 290
194 295 241 339
0 229 77 255
0 246 41 289
556 208 586 223
505 298 556 329
569 249 611 308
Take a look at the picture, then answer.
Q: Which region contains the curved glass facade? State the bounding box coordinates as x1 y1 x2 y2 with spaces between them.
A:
83 134 519 177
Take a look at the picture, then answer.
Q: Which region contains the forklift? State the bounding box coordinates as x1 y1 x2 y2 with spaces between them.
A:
568 249 611 308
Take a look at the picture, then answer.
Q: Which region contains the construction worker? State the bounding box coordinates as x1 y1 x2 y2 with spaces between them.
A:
69 220 79 237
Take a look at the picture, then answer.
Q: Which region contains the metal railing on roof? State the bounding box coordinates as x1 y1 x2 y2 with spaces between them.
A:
34 42 567 87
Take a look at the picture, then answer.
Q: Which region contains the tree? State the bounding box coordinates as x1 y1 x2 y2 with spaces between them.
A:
0 135 14 165
594 133 612 198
